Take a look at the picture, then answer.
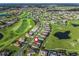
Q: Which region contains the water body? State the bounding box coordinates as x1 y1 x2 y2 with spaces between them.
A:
54 31 70 39
0 13 10 17
72 24 79 27
0 33 3 40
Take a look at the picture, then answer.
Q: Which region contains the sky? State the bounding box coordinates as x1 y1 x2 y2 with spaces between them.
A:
0 0 79 3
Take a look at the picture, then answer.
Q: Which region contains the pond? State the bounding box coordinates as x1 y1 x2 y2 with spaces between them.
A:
72 24 79 27
0 33 3 40
54 31 70 39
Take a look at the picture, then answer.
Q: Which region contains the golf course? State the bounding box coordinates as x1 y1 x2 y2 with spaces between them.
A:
45 20 79 54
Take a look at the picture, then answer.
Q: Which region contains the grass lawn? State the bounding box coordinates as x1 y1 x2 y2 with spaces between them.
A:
44 20 79 54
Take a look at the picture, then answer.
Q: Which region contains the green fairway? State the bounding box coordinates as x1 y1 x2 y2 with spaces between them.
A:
0 11 35 51
44 20 79 53
16 18 34 34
